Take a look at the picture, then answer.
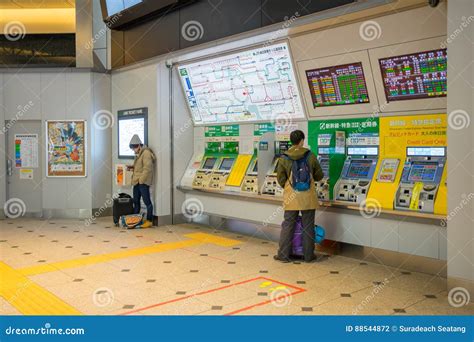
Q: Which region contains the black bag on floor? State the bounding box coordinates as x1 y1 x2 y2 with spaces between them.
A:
113 193 134 225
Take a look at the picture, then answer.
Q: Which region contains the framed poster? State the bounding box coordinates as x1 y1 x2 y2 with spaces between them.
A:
46 120 87 177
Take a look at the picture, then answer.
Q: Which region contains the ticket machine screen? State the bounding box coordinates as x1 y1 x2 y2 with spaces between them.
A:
408 162 438 182
252 162 258 173
219 158 234 171
346 160 372 179
203 157 217 170
320 158 329 177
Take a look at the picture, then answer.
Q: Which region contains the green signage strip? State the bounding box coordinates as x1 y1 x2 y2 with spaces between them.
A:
205 125 240 137
253 122 275 136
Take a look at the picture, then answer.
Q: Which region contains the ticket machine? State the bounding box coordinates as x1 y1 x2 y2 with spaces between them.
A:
241 158 258 194
316 149 330 201
192 156 219 189
334 146 378 204
394 147 446 213
208 156 236 190
261 141 290 196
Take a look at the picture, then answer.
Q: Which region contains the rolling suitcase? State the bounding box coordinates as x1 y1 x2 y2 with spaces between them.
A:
113 193 134 225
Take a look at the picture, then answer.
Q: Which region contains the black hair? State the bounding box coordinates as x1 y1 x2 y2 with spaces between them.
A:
290 130 305 145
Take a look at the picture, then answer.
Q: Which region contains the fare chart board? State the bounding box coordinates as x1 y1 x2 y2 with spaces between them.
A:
178 42 305 125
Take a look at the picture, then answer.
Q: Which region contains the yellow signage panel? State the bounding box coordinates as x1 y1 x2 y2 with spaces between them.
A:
226 154 252 187
368 114 447 214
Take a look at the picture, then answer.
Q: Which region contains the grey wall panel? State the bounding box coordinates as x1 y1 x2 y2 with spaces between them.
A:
40 73 67 121
91 73 112 209
179 0 262 50
261 0 354 26
3 73 41 120
111 63 165 215
123 11 180 66
446 0 474 285
370 217 399 252
398 221 439 259
66 72 92 119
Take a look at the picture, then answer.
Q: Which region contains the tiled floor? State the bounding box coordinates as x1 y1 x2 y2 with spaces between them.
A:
0 217 472 316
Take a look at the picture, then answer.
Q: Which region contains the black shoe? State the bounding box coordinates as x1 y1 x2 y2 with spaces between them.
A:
273 255 291 263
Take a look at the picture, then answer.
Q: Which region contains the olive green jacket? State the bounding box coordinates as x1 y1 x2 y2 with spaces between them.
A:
276 146 324 210
132 147 156 186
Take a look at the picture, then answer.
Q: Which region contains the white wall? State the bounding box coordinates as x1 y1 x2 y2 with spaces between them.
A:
446 0 474 294
0 69 112 216
111 63 172 218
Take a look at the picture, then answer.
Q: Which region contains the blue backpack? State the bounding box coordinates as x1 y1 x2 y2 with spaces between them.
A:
284 151 312 192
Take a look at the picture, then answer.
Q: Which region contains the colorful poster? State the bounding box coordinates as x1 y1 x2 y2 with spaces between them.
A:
14 134 38 168
46 120 86 177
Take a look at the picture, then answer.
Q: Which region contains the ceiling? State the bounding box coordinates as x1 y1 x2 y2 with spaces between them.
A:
0 0 75 9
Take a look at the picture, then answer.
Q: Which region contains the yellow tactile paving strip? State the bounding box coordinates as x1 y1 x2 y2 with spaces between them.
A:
1 232 241 315
0 262 81 315
19 239 203 276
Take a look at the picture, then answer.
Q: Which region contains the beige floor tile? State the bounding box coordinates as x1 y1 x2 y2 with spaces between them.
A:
385 272 447 295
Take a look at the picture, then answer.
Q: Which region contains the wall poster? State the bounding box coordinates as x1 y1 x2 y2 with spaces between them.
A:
14 134 38 168
46 120 87 177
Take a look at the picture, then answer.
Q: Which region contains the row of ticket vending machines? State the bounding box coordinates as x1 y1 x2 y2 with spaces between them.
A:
189 142 446 214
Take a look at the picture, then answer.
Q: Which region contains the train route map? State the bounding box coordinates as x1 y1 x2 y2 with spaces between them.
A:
178 42 305 125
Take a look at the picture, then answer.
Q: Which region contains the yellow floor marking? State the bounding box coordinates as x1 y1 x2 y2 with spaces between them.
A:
19 239 203 276
259 281 273 288
184 232 242 247
0 262 81 315
269 286 286 292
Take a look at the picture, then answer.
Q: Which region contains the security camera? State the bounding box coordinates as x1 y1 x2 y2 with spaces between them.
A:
428 0 440 7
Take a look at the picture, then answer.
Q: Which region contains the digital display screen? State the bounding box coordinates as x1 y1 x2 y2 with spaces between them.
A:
347 160 372 179
276 141 291 155
202 157 217 170
178 42 305 125
408 162 438 182
379 49 447 102
118 116 147 159
219 158 234 171
347 147 378 156
106 0 142 17
407 147 446 157
305 62 370 107
252 162 258 173
319 158 329 177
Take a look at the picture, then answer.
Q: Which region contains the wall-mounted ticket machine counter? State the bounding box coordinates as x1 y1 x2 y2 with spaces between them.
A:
334 146 379 204
394 147 446 213
261 140 291 196
192 156 219 189
241 157 258 194
208 156 237 190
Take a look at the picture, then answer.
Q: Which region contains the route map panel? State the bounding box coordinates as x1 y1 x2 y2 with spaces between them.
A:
379 48 447 102
178 42 305 125
305 62 370 108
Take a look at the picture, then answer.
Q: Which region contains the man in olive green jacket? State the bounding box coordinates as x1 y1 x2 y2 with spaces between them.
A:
274 130 324 263
129 134 156 228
